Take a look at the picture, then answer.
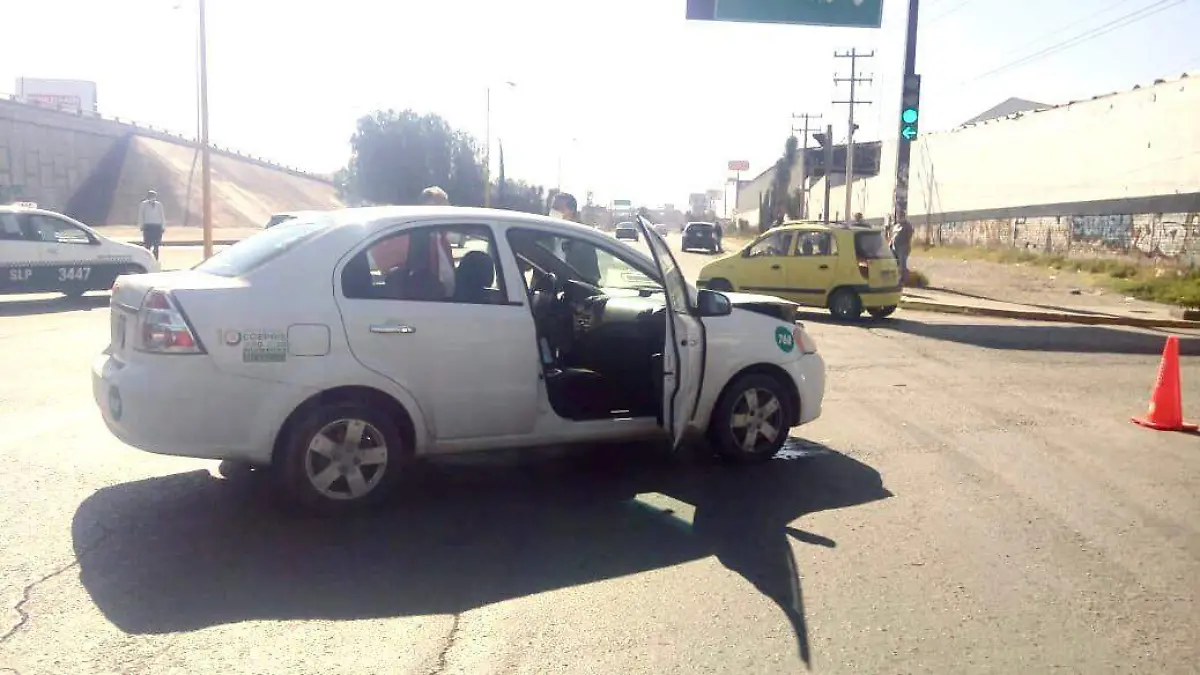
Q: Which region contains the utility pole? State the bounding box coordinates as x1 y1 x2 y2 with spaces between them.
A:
892 0 921 227
821 125 833 223
791 112 821 219
484 87 491 208
833 48 873 225
198 0 213 259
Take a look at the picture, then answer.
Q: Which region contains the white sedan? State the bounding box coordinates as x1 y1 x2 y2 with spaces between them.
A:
92 209 825 513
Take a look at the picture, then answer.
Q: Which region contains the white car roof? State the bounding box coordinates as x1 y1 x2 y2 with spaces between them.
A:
288 206 658 267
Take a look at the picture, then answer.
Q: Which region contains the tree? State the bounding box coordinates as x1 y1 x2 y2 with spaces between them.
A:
770 135 799 223
342 109 484 206
496 140 507 208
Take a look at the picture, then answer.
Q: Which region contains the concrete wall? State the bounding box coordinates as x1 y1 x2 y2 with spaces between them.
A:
110 136 343 229
0 96 339 227
804 72 1200 262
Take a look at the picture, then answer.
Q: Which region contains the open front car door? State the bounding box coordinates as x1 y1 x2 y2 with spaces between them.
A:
636 215 705 448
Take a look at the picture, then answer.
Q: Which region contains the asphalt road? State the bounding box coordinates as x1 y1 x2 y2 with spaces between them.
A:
1 236 1198 674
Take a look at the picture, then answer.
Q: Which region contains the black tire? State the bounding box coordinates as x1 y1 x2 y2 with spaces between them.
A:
274 401 409 516
828 288 863 320
62 288 86 299
867 305 897 319
217 459 259 481
709 374 792 464
707 278 734 292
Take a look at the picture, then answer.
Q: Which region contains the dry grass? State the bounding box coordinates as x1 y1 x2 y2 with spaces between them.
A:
918 245 1200 308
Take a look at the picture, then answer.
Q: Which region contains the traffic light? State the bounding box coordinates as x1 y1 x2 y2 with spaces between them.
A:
899 74 921 141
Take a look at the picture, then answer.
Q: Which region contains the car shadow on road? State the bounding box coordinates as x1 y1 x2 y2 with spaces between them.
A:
0 294 108 317
874 319 1200 355
72 440 890 668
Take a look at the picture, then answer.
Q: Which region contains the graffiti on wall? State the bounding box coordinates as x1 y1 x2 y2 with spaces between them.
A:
1070 214 1132 245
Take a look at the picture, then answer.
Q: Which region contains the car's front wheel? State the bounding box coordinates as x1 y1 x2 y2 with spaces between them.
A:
707 278 734 292
709 374 791 463
867 305 897 319
275 401 407 515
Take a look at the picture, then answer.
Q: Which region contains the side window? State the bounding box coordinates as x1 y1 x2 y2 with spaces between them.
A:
746 231 794 257
0 214 28 241
794 231 836 257
341 224 508 305
28 215 92 245
507 228 658 292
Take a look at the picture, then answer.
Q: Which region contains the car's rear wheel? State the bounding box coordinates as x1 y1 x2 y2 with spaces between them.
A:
707 278 734 292
829 288 863 320
275 401 407 515
867 305 897 319
709 374 791 463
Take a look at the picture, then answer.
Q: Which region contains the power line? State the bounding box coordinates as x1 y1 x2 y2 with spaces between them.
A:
928 0 979 24
956 0 1187 87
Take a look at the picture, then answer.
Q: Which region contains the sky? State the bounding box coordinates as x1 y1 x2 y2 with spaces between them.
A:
2 0 1198 211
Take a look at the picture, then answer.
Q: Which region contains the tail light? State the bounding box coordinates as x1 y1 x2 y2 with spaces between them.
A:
138 289 204 354
795 325 818 354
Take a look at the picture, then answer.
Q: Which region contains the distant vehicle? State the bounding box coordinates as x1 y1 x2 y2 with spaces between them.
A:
654 223 670 237
0 204 159 297
91 210 825 514
614 222 639 241
698 221 900 320
681 222 720 253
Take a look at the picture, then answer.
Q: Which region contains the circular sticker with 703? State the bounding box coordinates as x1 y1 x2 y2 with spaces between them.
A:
775 326 795 353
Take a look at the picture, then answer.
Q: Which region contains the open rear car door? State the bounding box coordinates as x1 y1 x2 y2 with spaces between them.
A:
636 216 705 448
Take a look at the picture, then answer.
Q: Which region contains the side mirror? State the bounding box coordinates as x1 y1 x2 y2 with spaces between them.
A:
696 289 733 317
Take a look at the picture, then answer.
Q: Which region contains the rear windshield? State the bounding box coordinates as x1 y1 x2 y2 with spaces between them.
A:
687 223 713 233
854 231 894 259
194 218 329 277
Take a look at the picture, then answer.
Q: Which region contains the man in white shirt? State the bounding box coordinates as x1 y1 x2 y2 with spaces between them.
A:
138 190 166 259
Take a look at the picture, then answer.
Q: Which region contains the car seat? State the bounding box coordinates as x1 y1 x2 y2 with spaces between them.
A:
453 251 495 304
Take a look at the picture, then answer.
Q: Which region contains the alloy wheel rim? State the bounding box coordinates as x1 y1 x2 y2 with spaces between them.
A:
728 388 784 453
304 418 389 500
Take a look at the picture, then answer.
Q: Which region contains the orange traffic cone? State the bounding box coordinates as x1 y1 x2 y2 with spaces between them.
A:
1132 335 1198 432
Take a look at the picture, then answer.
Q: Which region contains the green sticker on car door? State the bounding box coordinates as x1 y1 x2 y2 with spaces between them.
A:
775 325 795 353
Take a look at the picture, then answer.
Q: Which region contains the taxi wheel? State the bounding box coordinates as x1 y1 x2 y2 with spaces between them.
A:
275 402 408 515
709 374 790 464
828 288 863 321
867 305 897 319
707 278 734 292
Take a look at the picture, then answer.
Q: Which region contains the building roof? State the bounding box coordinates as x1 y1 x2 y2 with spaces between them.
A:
961 97 1051 126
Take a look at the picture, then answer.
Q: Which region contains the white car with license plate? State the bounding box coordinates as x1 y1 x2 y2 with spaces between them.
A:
92 209 825 513
1 204 159 297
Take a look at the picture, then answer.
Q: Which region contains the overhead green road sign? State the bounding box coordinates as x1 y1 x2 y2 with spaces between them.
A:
686 0 884 28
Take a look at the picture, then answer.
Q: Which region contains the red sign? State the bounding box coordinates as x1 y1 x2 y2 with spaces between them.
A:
727 160 750 172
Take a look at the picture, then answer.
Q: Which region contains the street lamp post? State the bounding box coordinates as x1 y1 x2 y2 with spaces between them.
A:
483 81 516 209
198 0 213 259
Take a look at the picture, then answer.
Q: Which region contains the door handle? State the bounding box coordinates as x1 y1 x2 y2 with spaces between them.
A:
818 264 829 270
770 264 781 270
370 324 415 334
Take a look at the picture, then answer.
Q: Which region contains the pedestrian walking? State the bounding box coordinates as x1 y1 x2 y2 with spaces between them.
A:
138 190 166 260
892 218 914 286
714 221 724 252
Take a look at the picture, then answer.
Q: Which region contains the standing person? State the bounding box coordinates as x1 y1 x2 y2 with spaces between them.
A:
420 186 450 205
138 190 166 260
549 192 602 283
714 221 724 252
852 212 868 228
892 218 915 286
549 192 579 222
